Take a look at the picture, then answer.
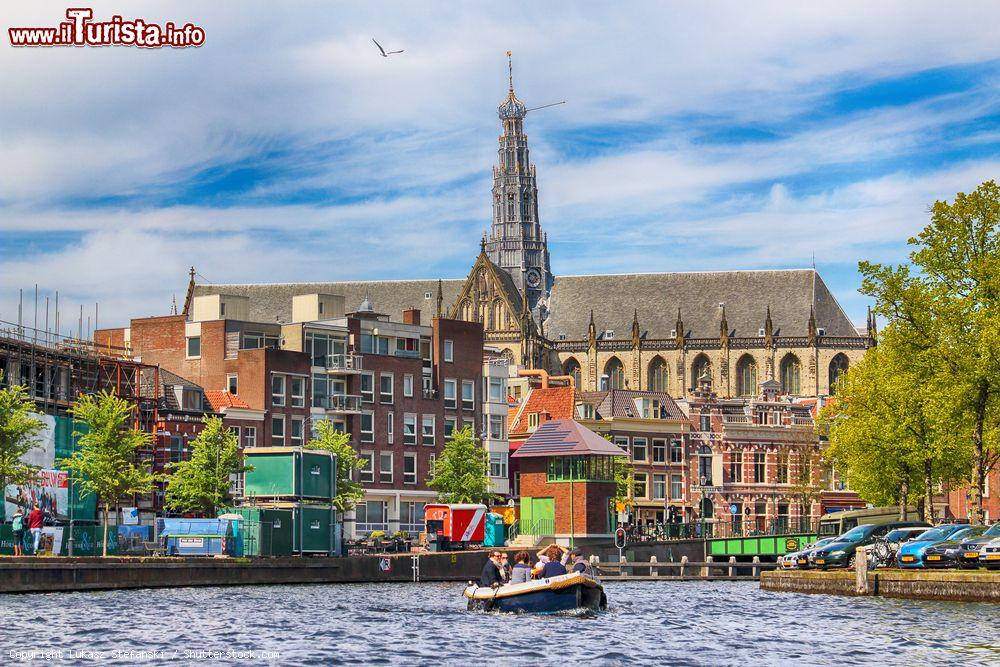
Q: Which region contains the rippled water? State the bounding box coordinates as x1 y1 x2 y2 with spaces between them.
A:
2 581 996 665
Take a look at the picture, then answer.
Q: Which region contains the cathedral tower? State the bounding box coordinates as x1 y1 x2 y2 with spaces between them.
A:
484 52 552 318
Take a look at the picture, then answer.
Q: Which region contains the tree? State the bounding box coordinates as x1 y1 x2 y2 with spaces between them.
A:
0 372 46 516
165 416 249 517
426 426 493 504
859 180 1000 523
788 444 824 530
60 391 156 556
305 419 365 512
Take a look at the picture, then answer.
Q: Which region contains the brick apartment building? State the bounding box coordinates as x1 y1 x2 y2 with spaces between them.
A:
98 291 484 539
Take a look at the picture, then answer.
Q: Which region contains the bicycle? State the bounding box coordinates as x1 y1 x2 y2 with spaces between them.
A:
866 536 894 569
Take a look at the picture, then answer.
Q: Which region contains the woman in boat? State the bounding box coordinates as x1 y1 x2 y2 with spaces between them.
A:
537 545 568 578
509 551 532 584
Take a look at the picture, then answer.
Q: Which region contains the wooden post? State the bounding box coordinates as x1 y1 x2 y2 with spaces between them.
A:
855 547 869 595
680 555 688 578
620 552 627 580
728 555 736 578
752 556 760 579
704 555 713 578
650 555 658 578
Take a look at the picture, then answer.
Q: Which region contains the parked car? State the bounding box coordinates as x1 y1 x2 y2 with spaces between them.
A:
979 537 1000 569
921 526 988 568
955 522 1000 567
794 537 838 569
881 526 930 566
779 552 798 569
813 521 930 569
896 524 973 568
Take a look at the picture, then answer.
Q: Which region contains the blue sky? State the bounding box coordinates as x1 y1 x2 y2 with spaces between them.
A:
1 1 998 330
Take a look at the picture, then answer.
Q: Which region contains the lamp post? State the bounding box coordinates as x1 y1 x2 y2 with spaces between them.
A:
67 422 77 557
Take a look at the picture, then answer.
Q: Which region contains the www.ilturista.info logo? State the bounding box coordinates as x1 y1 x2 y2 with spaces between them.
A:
9 8 205 48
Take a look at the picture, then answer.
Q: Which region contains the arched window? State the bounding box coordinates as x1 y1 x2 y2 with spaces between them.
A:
604 357 625 390
780 354 801 395
563 358 582 389
829 353 850 394
736 354 758 397
647 356 668 392
699 497 714 520
691 354 712 388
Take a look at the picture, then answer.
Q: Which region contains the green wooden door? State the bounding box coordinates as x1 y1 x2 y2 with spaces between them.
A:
531 498 554 536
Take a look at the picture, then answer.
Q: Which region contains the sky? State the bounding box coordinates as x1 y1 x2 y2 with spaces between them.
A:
1 1 999 332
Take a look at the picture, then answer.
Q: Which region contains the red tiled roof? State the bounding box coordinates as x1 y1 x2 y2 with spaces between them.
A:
508 386 576 436
204 390 251 411
511 419 629 458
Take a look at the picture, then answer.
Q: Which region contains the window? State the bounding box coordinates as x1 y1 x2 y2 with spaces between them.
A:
489 452 508 479
305 331 345 367
652 439 666 464
271 416 285 445
699 410 711 432
780 354 801 395
186 336 201 358
400 501 425 534
546 456 614 482
648 357 668 393
181 389 203 411
670 474 683 500
736 355 758 397
691 354 712 388
604 358 625 390
403 414 417 445
444 339 454 362
395 337 419 358
312 373 329 406
488 415 505 440
387 412 394 444
379 452 393 483
227 374 238 395
380 373 393 404
777 451 790 484
360 373 374 403
422 415 435 446
528 413 539 430
169 436 185 464
461 380 475 410
244 427 256 448
631 437 648 463
444 417 457 439
444 379 457 409
488 377 505 402
229 426 241 442
463 419 474 433
403 374 414 398
754 452 766 483
359 451 374 483
243 331 280 350
652 474 667 500
356 499 387 532
290 417 304 446
404 453 417 484
633 472 648 499
730 452 743 483
360 412 374 443
360 335 390 355
290 377 305 408
429 453 436 477
670 440 683 464
698 445 713 486
829 354 850 394
613 436 629 457
563 358 582 388
272 375 286 407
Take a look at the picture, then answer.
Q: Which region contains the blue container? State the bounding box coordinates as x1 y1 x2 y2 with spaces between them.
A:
482 512 506 548
156 518 238 556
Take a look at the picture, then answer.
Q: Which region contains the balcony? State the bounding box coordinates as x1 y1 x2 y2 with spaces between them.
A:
316 394 363 414
422 388 438 400
321 354 363 374
393 349 420 359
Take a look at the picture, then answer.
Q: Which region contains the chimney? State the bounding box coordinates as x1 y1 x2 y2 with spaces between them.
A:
402 308 421 325
539 410 552 424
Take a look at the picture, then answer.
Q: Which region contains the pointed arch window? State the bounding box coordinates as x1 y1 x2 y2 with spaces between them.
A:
648 357 668 393
736 355 758 397
604 358 625 390
691 354 712 389
829 354 849 394
780 354 801 395
563 358 582 389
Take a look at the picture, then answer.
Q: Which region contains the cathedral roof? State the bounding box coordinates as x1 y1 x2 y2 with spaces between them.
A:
544 269 858 340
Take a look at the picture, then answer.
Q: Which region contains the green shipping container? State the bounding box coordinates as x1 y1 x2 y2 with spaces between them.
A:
243 448 336 501
224 507 294 557
294 504 337 555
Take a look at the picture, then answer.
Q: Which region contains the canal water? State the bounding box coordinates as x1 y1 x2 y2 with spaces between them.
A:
2 581 996 665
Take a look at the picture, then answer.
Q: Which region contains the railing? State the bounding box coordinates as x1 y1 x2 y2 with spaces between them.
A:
594 557 779 580
623 518 818 542
423 388 438 399
507 520 520 543
316 394 363 413
322 354 363 372
722 414 751 424
394 349 420 359
519 518 554 537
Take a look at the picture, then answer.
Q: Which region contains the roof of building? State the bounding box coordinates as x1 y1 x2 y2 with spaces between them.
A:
512 419 630 458
204 390 251 411
577 389 686 421
190 268 859 340
508 385 576 436
139 367 206 412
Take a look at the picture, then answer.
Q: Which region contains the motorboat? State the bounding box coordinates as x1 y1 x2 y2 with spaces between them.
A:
464 571 607 614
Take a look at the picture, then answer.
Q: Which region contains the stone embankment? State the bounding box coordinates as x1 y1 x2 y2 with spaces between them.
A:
761 569 1000 603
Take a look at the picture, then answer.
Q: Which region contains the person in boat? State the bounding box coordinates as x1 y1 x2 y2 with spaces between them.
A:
568 547 591 575
499 552 512 582
479 551 504 588
537 545 568 578
509 551 532 584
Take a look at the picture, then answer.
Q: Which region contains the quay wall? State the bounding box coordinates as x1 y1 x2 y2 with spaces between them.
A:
761 569 1000 603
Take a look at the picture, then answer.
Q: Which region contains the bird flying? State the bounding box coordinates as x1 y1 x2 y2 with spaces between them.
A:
372 38 403 57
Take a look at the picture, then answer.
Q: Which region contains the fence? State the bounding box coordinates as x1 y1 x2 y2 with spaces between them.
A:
626 518 817 543
593 556 779 581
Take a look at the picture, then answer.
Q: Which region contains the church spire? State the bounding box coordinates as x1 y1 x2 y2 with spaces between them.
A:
507 50 514 92
719 305 729 346
631 309 640 348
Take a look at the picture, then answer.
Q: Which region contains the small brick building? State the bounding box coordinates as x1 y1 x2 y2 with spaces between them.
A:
513 418 628 545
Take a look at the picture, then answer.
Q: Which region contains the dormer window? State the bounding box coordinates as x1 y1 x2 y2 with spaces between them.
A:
528 413 539 431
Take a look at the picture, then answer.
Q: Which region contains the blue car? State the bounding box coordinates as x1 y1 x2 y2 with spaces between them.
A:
896 524 973 568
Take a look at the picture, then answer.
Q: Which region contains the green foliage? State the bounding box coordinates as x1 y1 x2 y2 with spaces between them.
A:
0 372 46 510
426 426 493 504
306 419 365 512
165 416 249 516
60 390 156 556
600 433 634 504
857 180 1000 523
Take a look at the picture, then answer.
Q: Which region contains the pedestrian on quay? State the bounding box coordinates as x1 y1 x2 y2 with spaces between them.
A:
510 551 533 584
11 507 25 556
27 503 45 555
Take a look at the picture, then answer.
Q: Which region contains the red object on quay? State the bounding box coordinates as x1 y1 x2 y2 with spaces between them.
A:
424 504 487 545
